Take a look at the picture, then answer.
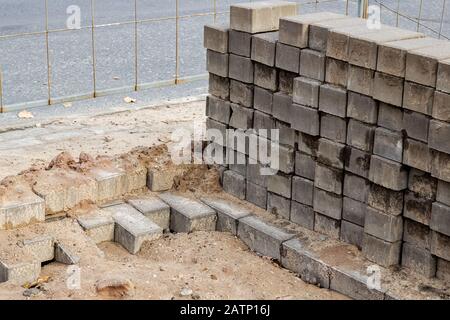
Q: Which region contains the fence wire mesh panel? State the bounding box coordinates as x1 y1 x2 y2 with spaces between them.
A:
0 0 449 113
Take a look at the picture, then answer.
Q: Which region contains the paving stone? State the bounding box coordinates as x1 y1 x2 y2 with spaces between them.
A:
127 197 170 230
373 127 403 163
237 215 294 260
368 183 404 216
364 207 403 242
369 155 407 191
254 63 278 91
253 110 276 134
229 29 252 57
319 84 347 118
314 163 343 195
147 167 182 192
436 258 450 282
77 211 115 244
228 149 248 176
22 235 54 263
405 42 450 87
377 102 403 131
0 193 45 230
320 114 347 144
372 72 404 107
429 119 450 155
229 103 254 130
251 31 278 66
209 74 230 100
201 197 251 235
325 57 348 87
0 260 41 285
346 119 375 153
54 242 80 265
431 231 450 261
230 80 254 108
267 192 291 219
272 92 292 123
430 202 450 237
317 138 345 170
290 201 314 230
299 49 325 81
343 197 366 227
402 81 434 115
159 193 217 233
403 138 432 173
230 1 297 34
403 111 430 144
275 120 296 147
278 70 297 94
437 179 450 207
90 167 127 202
206 50 229 77
343 173 370 203
277 145 295 174
343 146 371 179
362 233 401 267
297 132 319 157
401 242 436 278
206 95 231 124
292 176 314 206
267 173 292 198
347 92 378 124
314 212 341 239
437 58 450 93
222 170 246 200
275 42 300 73
340 220 364 249
313 187 342 220
431 150 450 183
347 64 374 96
408 169 437 200
254 87 273 114
293 76 320 108
204 24 229 53
246 182 267 209
206 118 228 147
295 152 316 180
290 104 320 136
246 163 269 187
403 218 431 250
432 90 450 122
229 54 254 84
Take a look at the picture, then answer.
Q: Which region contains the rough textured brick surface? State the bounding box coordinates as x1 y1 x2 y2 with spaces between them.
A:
204 24 229 53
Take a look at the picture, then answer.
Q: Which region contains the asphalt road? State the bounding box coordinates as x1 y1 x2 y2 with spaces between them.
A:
0 0 449 109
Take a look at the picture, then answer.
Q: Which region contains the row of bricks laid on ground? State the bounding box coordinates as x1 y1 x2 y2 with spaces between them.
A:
203 1 450 280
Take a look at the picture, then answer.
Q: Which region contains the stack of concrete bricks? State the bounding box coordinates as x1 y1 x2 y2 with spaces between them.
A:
204 1 450 280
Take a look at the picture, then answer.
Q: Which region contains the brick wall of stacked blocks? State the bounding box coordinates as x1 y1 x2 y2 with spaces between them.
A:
203 1 450 281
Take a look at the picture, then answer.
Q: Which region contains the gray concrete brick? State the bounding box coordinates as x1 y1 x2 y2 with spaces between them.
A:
431 231 450 261
364 207 403 242
437 58 450 93
431 202 450 237
346 119 375 153
369 155 407 191
128 197 171 230
77 211 115 244
343 197 366 226
293 76 320 108
408 169 437 200
347 64 374 96
22 235 54 263
429 119 450 154
251 31 278 66
325 57 348 87
206 95 231 124
278 70 296 94
230 1 297 34
204 24 229 53
0 192 45 230
246 182 267 209
278 145 295 174
314 163 343 195
373 127 403 163
222 170 246 200
229 103 254 130
267 173 292 198
275 120 296 147
272 92 292 123
340 220 364 249
317 138 345 169
237 215 295 260
292 176 314 206
291 104 320 136
320 114 347 144
313 187 342 219
275 42 300 73
403 138 432 173
404 218 431 250
0 260 41 286
377 102 403 131
246 163 268 187
432 90 450 122
319 84 347 118
230 80 254 108
299 49 325 81
437 179 450 207
54 242 80 265
403 81 434 115
254 63 278 91
253 110 275 134
254 87 273 114
201 197 251 235
229 54 254 83
437 258 450 282
344 146 371 179
89 167 127 203
403 110 430 143
207 50 229 77
208 73 230 100
347 92 378 124
372 72 404 107
362 233 401 267
206 118 227 146
290 201 314 230
368 183 404 216
297 132 319 157
431 150 450 183
227 149 247 176
343 173 370 203
314 212 341 239
229 29 252 57
267 192 291 219
295 152 316 180
401 242 436 278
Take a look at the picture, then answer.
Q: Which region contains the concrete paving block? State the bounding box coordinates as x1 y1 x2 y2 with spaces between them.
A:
295 152 316 180
431 231 450 261
222 170 246 200
246 182 267 209
431 151 450 183
276 120 296 147
290 201 314 230
404 191 433 234
22 235 54 263
237 215 294 260
281 238 331 288
54 242 80 265
344 146 371 179
272 92 293 123
0 260 41 286
437 180 450 207
230 80 254 108
293 76 320 108
362 233 401 267
77 212 115 244
267 173 292 198
403 218 431 250
278 70 297 94
207 50 229 77
373 127 403 163
343 197 366 227
230 1 297 34
431 202 450 237
437 58 450 93
319 84 347 118
229 29 252 57
290 104 320 136
278 145 295 174
0 194 45 230
372 72 404 107
206 118 228 147
320 114 347 144
206 95 231 124
254 87 273 114
228 148 248 177
253 110 276 134
403 138 432 173
432 90 450 122
314 212 341 239
254 62 278 91
313 187 342 220
405 42 450 87
408 169 437 200
369 155 407 191
347 64 374 96
429 119 450 155
204 24 229 53
229 103 254 130
275 42 300 73
325 57 348 87
90 167 127 202
403 110 430 143
314 163 343 195
251 31 278 66
267 192 291 219
436 258 450 282
364 207 403 242
377 102 403 131
229 54 254 84
346 119 375 153
343 173 370 203
297 132 319 157
347 92 378 124
246 163 269 187
128 197 171 230
292 176 314 206
402 81 434 115
147 167 182 192
299 49 325 81
201 197 251 235
158 192 217 233
317 138 345 170
340 220 364 249
368 183 404 216
402 243 436 278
